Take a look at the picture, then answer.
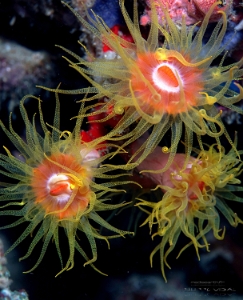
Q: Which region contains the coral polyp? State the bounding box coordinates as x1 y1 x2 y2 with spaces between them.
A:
137 143 243 281
130 50 207 117
41 0 243 171
31 153 93 219
0 93 133 276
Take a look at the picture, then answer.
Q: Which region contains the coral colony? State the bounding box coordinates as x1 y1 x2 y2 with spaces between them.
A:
0 0 243 282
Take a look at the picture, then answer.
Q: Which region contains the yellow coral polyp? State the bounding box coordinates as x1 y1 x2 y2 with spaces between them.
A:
40 0 243 172
137 143 243 281
0 93 133 276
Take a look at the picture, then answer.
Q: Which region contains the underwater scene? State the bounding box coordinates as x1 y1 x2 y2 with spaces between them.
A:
1 0 243 299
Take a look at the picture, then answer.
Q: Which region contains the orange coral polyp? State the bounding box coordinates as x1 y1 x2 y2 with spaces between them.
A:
31 153 91 219
0 94 134 276
40 0 243 172
137 142 243 281
131 51 204 115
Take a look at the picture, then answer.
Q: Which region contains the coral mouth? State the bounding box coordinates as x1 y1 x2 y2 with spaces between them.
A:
48 174 73 202
156 64 179 89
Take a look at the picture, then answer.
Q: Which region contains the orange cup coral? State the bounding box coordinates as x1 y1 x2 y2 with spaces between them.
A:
137 142 243 281
41 0 243 172
0 92 133 276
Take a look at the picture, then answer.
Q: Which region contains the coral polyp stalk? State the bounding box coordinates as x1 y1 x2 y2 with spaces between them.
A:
0 92 134 276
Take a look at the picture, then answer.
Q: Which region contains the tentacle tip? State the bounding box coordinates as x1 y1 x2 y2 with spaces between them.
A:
55 271 63 278
83 260 95 267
